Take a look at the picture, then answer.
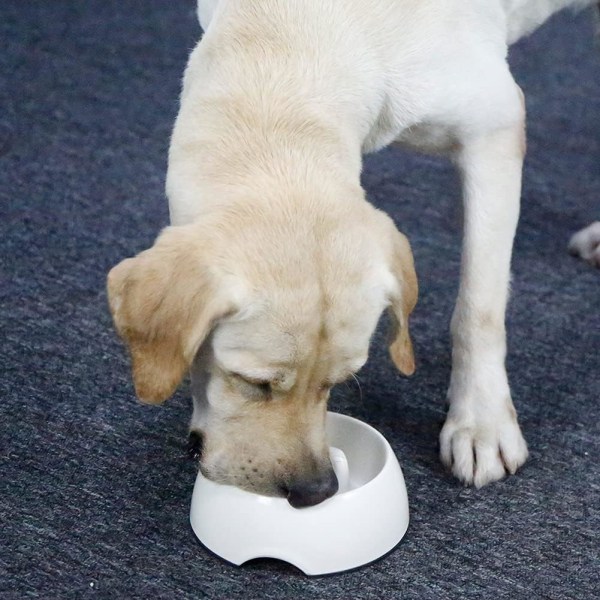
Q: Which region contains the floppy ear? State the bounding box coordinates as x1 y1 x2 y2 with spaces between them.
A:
386 223 418 376
107 226 233 404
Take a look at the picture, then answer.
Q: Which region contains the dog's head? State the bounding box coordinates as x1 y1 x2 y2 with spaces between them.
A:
107 197 417 507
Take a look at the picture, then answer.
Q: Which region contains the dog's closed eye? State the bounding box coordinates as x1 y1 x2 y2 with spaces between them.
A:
231 373 272 399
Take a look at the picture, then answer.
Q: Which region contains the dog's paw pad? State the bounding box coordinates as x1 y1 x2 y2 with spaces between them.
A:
187 431 204 461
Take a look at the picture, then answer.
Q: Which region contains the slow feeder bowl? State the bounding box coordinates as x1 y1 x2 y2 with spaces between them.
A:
190 412 409 575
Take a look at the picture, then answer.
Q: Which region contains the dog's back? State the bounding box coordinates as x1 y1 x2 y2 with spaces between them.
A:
198 0 595 43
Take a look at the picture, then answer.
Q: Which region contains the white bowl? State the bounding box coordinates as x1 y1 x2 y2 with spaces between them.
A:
190 412 409 575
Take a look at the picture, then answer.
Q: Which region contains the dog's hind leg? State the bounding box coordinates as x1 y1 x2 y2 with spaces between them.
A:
594 1 600 37
440 79 529 487
197 0 219 31
565 7 599 268
568 222 600 267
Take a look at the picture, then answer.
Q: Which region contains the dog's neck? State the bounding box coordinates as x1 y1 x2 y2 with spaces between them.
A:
166 90 366 225
166 2 384 226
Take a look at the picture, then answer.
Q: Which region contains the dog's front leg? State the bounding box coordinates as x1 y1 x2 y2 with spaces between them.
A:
440 105 529 487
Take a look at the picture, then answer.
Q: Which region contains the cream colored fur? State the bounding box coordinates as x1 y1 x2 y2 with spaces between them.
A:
108 0 597 495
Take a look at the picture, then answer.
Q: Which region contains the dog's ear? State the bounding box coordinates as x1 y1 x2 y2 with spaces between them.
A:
107 226 234 404
384 220 418 376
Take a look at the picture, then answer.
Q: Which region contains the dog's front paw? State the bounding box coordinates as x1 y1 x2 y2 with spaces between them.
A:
440 404 528 487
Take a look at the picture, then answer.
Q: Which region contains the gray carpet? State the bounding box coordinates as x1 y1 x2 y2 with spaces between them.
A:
1 2 598 599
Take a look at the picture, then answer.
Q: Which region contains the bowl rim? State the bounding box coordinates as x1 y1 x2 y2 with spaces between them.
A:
195 412 395 506
324 412 394 501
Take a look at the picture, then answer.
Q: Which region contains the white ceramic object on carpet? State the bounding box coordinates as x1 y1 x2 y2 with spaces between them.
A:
190 412 409 575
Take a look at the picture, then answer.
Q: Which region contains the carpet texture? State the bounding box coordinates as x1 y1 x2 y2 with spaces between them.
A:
1 2 598 599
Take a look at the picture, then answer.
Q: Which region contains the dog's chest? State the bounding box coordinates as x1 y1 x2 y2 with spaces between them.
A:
361 93 458 156
392 122 459 155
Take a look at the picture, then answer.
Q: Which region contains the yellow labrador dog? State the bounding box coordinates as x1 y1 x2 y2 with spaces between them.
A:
108 0 596 505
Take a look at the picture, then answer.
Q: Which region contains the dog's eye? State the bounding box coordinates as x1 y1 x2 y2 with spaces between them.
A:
254 381 271 395
232 373 271 398
247 380 271 400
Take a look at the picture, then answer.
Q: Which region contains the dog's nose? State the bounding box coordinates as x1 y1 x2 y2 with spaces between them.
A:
285 468 339 508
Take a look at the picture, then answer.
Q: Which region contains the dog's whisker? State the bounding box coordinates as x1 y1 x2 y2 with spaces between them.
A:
350 373 363 403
